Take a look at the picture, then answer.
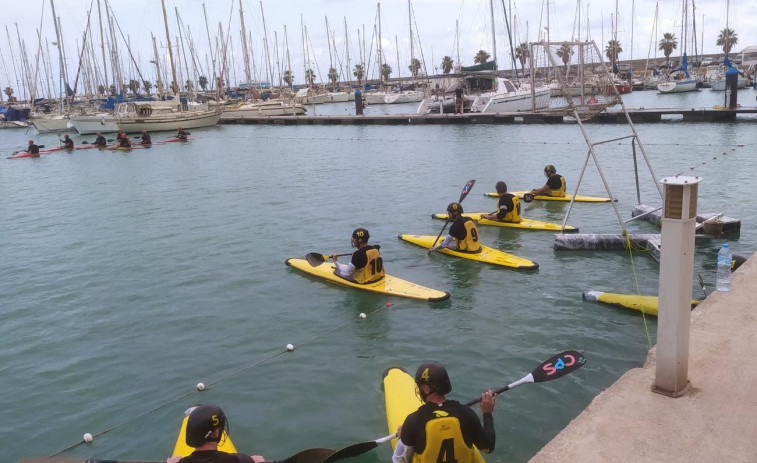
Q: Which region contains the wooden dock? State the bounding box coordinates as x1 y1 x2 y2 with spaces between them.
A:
218 107 757 126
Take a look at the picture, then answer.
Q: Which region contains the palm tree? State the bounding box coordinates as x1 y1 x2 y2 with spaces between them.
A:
717 28 738 55
327 67 339 89
556 42 574 70
142 81 153 96
283 70 293 88
658 33 678 67
441 56 453 74
108 84 117 96
474 49 491 65
184 80 193 91
128 79 141 96
605 40 622 67
3 86 14 102
408 58 421 77
97 85 106 96
305 68 316 86
198 76 208 91
380 63 392 83
353 64 364 87
515 43 530 74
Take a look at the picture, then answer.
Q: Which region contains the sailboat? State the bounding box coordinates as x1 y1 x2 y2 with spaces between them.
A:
657 0 699 94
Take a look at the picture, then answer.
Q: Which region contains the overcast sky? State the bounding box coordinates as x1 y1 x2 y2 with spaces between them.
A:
2 0 754 92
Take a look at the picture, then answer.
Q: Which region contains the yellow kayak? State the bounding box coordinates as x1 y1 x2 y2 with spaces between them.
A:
398 234 538 270
172 406 237 457
432 212 578 232
582 290 700 317
286 256 450 302
383 367 486 462
485 190 613 203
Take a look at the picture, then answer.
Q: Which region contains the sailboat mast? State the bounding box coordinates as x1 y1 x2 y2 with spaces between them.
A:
160 0 178 95
238 2 252 90
344 17 350 87
377 0 383 86
260 1 274 89
49 0 69 103
152 33 164 95
96 0 108 89
489 0 496 67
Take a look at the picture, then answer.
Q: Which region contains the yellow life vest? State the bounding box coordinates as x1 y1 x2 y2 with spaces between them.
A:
352 247 385 284
547 175 566 197
501 194 522 222
412 415 477 463
456 219 481 252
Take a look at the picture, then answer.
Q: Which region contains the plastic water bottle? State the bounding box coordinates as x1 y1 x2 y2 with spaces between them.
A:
716 243 732 292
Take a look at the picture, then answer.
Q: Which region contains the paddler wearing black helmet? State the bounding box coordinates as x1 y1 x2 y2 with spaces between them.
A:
167 404 264 463
332 228 385 284
530 164 566 198
430 202 482 253
393 362 497 463
482 181 522 223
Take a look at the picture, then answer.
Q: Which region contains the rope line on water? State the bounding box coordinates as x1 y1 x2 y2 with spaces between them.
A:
48 299 397 457
624 233 654 349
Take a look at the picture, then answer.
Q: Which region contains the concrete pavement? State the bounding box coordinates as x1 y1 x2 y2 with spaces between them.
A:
530 253 757 463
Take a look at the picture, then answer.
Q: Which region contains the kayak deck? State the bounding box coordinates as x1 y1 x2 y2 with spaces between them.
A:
432 212 578 232
383 367 487 462
582 290 700 317
286 256 450 302
485 190 614 203
398 234 538 270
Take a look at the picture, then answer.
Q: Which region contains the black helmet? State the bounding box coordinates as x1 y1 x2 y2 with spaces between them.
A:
446 202 463 215
544 164 556 174
185 405 228 448
495 181 508 194
415 361 452 395
352 228 370 243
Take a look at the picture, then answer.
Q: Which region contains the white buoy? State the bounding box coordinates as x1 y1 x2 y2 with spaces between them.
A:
286 343 295 351
196 382 206 391
83 433 93 443
359 313 367 319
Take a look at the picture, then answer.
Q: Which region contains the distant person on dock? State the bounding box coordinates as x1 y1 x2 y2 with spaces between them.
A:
482 181 522 223
454 84 464 114
530 164 566 197
392 362 496 463
118 133 132 148
332 228 384 284
431 202 482 253
26 140 40 157
61 134 74 149
140 130 152 145
166 404 264 463
177 127 189 140
94 132 107 147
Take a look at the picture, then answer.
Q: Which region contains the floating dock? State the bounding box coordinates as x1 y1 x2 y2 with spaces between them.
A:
218 107 757 125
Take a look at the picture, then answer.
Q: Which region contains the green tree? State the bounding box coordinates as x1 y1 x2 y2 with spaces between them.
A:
408 58 422 77
515 43 530 74
327 67 339 89
3 86 14 101
717 28 738 55
108 84 117 96
353 64 364 86
185 79 193 91
474 49 491 64
380 63 392 83
198 76 208 91
305 68 316 86
128 79 140 96
97 84 105 96
283 70 293 88
142 81 153 96
658 33 678 67
556 42 574 69
605 40 622 66
441 56 454 74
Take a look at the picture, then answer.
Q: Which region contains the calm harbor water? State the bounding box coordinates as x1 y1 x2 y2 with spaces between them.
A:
2 88 756 463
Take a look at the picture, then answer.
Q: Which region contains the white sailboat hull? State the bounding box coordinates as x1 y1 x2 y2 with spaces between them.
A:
657 79 699 94
472 87 551 113
220 101 306 118
30 115 71 133
69 113 120 134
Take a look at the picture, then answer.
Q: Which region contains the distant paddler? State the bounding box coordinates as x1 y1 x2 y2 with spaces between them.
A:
140 129 152 145
61 134 75 149
118 133 132 148
482 181 521 223
177 126 190 140
26 139 40 157
529 164 566 198
430 202 482 253
93 132 107 147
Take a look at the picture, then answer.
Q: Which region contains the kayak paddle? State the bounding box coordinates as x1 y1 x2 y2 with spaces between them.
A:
428 179 475 254
21 448 337 463
305 252 352 267
316 350 586 463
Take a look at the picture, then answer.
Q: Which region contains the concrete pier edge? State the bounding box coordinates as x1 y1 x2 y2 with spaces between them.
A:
529 252 757 463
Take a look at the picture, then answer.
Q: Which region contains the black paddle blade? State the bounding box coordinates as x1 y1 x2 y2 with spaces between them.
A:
273 447 335 463
523 193 534 203
320 441 378 463
458 179 476 203
531 350 586 383
305 253 327 266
